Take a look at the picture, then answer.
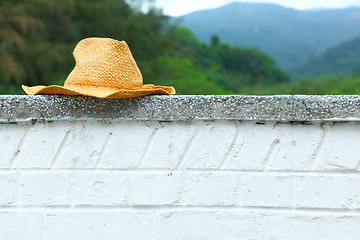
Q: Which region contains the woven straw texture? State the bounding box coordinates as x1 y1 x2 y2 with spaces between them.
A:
22 38 175 98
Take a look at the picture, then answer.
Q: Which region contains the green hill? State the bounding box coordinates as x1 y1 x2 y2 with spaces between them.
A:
291 36 360 77
178 2 360 71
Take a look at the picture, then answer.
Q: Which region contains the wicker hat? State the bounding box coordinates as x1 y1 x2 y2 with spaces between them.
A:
22 37 175 98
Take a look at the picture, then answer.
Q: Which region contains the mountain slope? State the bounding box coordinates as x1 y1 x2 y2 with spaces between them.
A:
291 36 360 77
178 2 360 70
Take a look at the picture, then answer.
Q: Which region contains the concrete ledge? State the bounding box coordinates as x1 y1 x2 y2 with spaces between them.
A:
1 95 360 122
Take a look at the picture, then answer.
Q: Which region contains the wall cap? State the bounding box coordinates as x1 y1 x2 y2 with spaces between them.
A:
1 95 360 122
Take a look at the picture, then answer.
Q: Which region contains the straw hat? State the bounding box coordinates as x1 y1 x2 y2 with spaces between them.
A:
22 37 175 98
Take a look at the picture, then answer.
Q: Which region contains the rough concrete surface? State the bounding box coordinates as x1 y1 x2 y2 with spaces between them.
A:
1 95 360 121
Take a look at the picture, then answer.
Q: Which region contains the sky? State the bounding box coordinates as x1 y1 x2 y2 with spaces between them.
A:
155 0 360 16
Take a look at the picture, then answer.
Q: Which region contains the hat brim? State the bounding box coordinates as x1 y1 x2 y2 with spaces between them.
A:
22 84 175 99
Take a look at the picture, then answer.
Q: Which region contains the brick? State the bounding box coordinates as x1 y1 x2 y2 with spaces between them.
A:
0 212 42 239
54 121 109 169
22 172 130 207
44 212 153 240
104 212 153 239
316 216 360 240
155 211 264 240
265 214 360 240
71 172 128 206
99 121 154 169
268 124 323 171
128 173 183 205
265 214 319 240
225 123 324 171
0 123 26 168
142 122 196 169
184 121 236 169
0 173 17 206
183 172 239 206
294 176 351 209
313 124 360 171
240 174 293 207
224 122 278 170
347 177 360 209
15 121 68 168
22 173 72 206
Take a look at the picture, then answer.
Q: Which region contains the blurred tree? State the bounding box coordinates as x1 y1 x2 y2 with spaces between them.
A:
210 35 220 46
143 55 230 94
0 0 45 86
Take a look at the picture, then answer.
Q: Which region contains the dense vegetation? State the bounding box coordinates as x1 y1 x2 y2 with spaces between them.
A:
180 2 360 70
0 0 176 93
0 0 288 95
237 74 360 95
148 28 289 94
1 0 360 95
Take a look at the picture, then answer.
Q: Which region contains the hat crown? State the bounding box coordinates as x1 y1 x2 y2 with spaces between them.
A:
64 38 143 90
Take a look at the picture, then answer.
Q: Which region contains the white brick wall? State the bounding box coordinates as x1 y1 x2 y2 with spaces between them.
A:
1 120 360 239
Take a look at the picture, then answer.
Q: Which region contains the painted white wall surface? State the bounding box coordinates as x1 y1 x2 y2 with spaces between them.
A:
1 119 360 239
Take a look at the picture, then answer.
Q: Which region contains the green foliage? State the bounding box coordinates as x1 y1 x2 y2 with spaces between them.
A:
0 0 45 86
332 75 360 94
0 0 175 93
237 74 360 95
0 0 289 96
210 35 220 46
164 27 289 94
143 55 230 94
204 43 289 90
